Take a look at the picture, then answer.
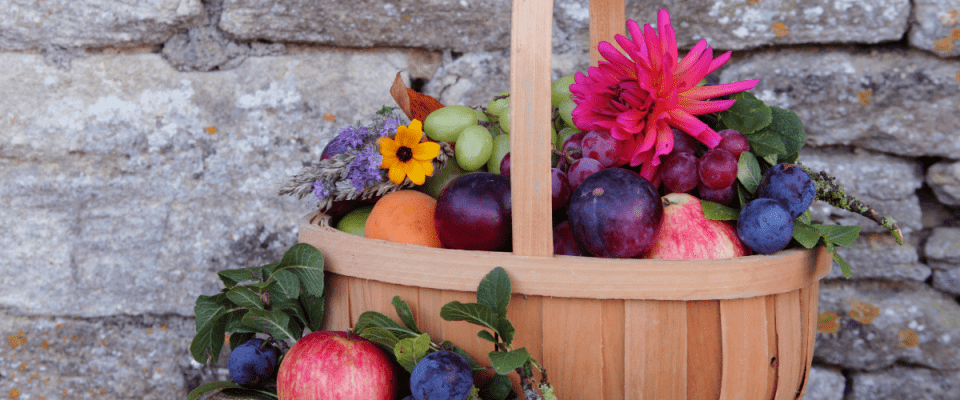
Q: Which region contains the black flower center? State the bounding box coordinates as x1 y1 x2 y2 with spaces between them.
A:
397 146 413 162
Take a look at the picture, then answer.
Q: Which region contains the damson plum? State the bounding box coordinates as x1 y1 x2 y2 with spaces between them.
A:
229 338 280 388
737 198 793 254
757 163 815 218
410 351 474 400
567 168 663 258
435 173 511 251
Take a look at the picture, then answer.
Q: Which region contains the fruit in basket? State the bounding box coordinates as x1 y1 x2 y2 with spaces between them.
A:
455 125 494 171
409 351 474 400
499 152 511 179
486 134 511 174
698 182 736 206
365 190 443 248
558 96 577 128
567 168 663 258
581 130 624 167
419 161 469 199
660 152 699 193
435 173 512 251
552 74 576 106
228 338 280 388
646 193 748 259
716 129 750 159
567 157 604 189
551 167 572 210
277 331 396 400
336 205 374 236
553 220 587 256
737 198 794 254
757 163 816 218
424 105 479 142
698 148 738 189
486 91 510 122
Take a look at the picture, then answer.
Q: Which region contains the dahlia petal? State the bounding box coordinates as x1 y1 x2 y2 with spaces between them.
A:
615 34 640 62
678 98 737 115
598 41 635 76
643 24 662 72
657 9 678 65
682 79 761 100
679 46 714 89
676 39 708 76
627 20 646 60
666 108 710 139
639 155 659 181
653 122 674 162
706 51 732 75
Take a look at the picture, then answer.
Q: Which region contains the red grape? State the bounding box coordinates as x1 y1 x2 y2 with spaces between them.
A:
671 128 699 154
566 158 604 189
499 152 511 179
581 130 623 167
551 168 572 210
716 129 750 159
660 152 699 193
698 148 738 189
698 182 735 206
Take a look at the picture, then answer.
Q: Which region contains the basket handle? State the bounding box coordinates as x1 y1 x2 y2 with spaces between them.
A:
509 0 625 257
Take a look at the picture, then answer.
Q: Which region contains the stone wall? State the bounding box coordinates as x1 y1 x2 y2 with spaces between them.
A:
1 0 958 398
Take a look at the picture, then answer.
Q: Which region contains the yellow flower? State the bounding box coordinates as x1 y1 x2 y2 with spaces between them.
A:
379 119 441 185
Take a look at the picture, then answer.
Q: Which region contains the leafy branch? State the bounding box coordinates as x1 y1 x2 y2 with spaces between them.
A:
799 165 903 245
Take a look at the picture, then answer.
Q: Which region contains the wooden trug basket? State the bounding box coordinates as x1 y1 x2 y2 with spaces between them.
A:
298 0 832 399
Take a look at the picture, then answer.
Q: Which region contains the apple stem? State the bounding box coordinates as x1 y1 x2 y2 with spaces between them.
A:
800 165 903 245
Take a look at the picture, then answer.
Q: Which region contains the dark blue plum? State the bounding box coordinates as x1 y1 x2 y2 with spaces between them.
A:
757 163 815 218
737 198 794 254
228 338 280 388
410 351 474 400
567 168 663 258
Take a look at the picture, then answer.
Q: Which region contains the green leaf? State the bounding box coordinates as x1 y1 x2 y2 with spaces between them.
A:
447 342 485 373
745 130 786 156
825 242 854 279
392 296 421 334
276 243 325 297
220 387 279 400
702 200 740 221
798 210 812 225
229 332 256 350
266 269 300 304
488 347 531 375
761 154 779 168
737 152 763 194
357 326 401 350
187 381 246 400
497 317 515 347
241 309 296 340
792 221 821 249
190 312 228 364
273 299 309 331
226 286 265 310
440 301 501 333
394 333 432 373
737 185 751 209
354 311 418 339
778 151 800 165
223 309 259 333
480 374 515 400
814 224 861 248
218 266 265 288
719 97 772 134
195 295 228 332
477 267 512 318
299 293 325 332
477 330 497 343
767 107 806 156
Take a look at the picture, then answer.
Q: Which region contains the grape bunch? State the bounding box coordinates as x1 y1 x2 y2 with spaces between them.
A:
659 128 750 206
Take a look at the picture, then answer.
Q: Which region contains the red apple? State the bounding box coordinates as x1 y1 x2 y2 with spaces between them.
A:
277 331 396 400
645 192 750 259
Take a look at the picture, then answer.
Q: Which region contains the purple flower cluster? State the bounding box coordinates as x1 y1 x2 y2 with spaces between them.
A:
347 146 384 191
335 125 370 151
312 180 329 200
377 116 402 137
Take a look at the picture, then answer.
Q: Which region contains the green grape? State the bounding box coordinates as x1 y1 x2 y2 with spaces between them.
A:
558 97 577 128
551 125 558 148
475 108 490 123
418 161 469 198
424 105 479 142
551 74 576 106
556 126 582 151
455 125 495 171
486 91 510 122
499 106 511 134
487 134 511 174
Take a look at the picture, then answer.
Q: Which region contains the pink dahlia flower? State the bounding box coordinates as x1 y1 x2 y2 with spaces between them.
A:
570 9 760 181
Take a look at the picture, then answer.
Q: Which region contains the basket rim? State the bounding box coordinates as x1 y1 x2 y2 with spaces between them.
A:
299 213 832 300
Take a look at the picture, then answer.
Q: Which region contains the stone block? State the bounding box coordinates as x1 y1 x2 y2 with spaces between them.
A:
803 366 845 400
0 312 199 399
824 233 930 282
0 50 440 317
928 161 960 207
932 268 960 295
909 0 960 57
925 227 960 266
218 0 512 53
625 0 910 50
847 366 960 400
719 49 960 159
0 0 206 51
814 280 960 371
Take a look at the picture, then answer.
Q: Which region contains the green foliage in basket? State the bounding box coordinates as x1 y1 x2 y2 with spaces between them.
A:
698 91 897 278
191 243 325 364
355 267 558 400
